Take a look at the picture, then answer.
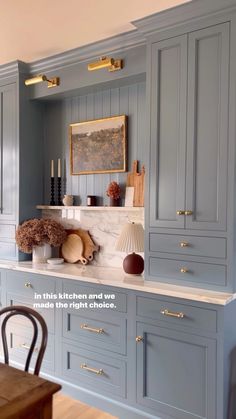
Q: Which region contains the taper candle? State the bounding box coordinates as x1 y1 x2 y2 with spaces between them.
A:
58 158 61 178
51 160 54 178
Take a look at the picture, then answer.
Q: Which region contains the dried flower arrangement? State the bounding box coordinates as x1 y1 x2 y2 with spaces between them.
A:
15 218 67 254
106 181 121 200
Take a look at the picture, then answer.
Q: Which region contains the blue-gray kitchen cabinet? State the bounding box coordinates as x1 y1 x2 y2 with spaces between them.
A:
146 20 231 290
136 322 216 419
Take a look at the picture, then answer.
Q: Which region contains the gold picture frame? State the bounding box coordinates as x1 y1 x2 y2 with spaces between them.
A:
70 115 127 175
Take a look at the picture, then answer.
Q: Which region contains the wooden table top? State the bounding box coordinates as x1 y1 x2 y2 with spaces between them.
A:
0 363 61 418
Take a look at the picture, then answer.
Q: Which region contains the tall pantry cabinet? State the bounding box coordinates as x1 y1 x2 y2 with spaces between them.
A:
145 17 235 291
0 62 43 260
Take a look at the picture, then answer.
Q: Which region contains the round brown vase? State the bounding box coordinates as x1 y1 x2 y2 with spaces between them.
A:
123 252 144 275
110 197 120 206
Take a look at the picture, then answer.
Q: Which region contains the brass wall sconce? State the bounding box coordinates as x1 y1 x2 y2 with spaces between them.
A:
25 74 60 88
88 56 123 72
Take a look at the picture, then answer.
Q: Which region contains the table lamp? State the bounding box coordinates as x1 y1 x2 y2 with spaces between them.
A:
116 222 144 275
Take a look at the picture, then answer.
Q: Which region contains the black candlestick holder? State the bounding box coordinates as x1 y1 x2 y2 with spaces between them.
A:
50 177 55 206
57 177 62 206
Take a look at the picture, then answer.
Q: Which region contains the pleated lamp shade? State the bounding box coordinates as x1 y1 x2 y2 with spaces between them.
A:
116 222 144 275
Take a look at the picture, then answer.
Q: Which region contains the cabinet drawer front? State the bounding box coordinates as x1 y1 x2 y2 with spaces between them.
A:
136 296 217 333
149 257 226 287
6 293 55 333
63 310 126 355
62 343 126 398
0 225 15 239
63 282 127 313
150 233 226 259
7 325 55 372
6 271 56 295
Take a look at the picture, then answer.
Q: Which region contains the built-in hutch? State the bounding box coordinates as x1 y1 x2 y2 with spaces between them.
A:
1 1 236 418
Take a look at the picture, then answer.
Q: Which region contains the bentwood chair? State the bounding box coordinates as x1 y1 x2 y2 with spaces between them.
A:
0 305 48 375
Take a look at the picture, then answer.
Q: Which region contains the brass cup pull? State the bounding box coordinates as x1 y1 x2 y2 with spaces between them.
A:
180 241 189 248
136 336 144 343
176 210 185 215
80 324 104 334
80 363 103 375
20 343 38 352
24 282 32 288
180 268 188 273
185 210 193 216
160 309 185 319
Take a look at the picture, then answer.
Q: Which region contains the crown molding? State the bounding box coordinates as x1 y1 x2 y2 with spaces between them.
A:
0 60 29 79
133 0 236 36
28 29 144 75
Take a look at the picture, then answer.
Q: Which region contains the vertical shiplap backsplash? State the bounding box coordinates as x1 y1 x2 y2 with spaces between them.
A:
43 81 146 205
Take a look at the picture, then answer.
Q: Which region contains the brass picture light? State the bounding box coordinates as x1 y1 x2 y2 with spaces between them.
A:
25 74 60 88
88 56 123 72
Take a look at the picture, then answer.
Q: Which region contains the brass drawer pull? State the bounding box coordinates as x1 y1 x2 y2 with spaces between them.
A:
180 268 188 273
24 282 32 288
20 343 38 352
136 336 144 343
80 324 104 334
160 309 185 319
80 363 104 375
185 210 193 216
180 241 189 248
176 210 185 215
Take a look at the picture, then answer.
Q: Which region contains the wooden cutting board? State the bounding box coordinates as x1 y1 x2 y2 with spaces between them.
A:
67 229 99 261
61 234 88 264
126 160 145 207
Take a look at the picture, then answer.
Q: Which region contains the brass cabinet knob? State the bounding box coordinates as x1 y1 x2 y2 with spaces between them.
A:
136 336 144 343
176 210 185 215
185 210 193 216
180 268 188 273
24 282 32 288
180 241 189 248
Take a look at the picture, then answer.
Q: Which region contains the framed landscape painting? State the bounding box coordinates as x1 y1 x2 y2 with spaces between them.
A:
70 115 127 175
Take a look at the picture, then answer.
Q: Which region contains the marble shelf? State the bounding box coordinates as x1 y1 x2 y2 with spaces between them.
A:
36 205 144 211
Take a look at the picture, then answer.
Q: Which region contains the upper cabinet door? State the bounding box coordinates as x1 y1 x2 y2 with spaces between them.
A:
0 83 17 221
186 23 229 231
150 35 187 228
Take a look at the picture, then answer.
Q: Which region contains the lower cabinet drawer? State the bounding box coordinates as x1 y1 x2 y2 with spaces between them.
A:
6 293 55 333
149 257 226 287
149 233 227 259
6 325 55 373
62 342 126 399
136 296 217 333
63 310 127 355
6 271 56 295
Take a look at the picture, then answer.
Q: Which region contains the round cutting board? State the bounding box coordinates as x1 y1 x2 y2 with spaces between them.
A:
61 234 87 264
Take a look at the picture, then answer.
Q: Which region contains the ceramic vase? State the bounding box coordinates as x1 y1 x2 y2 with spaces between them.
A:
32 243 52 263
110 197 120 207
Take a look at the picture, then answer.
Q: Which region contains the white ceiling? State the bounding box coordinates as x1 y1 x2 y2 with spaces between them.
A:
0 0 190 65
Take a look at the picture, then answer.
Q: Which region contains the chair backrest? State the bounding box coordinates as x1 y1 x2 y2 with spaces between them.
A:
0 305 48 375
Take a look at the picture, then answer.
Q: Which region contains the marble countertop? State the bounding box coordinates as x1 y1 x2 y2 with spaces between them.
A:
0 260 234 306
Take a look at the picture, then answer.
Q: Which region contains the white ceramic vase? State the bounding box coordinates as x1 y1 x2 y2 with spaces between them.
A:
32 243 52 263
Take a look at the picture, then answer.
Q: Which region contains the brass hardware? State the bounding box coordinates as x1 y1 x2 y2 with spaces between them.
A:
24 282 32 288
20 343 38 352
180 241 189 248
180 268 188 273
136 336 144 343
80 363 104 375
176 210 185 215
160 309 185 319
185 210 193 216
88 56 123 72
25 74 60 88
80 324 104 334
